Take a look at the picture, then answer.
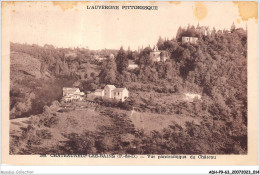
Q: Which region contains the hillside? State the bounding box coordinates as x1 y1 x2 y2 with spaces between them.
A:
11 52 44 80
10 105 113 154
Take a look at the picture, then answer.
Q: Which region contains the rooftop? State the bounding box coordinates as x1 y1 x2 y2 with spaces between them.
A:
63 87 79 90
113 88 127 92
105 85 116 89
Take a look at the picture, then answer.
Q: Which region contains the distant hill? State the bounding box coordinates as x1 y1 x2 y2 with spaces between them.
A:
11 51 47 81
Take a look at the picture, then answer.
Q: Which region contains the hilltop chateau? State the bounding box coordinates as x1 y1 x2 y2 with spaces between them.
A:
149 46 170 62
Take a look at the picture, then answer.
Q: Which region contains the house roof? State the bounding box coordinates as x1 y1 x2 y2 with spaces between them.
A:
65 92 84 96
63 87 78 90
63 87 85 96
105 85 116 89
63 87 79 93
113 88 128 92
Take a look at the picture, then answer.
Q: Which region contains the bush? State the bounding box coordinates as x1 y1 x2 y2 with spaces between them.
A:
41 115 59 128
36 129 52 139
60 132 96 154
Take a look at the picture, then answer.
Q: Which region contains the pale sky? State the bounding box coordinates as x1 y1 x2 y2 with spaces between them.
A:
5 1 248 50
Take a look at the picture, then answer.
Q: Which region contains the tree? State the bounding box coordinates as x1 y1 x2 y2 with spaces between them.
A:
115 47 128 73
40 61 46 75
99 58 117 84
138 47 153 66
163 40 178 53
55 61 60 76
231 22 236 32
176 26 183 40
211 27 216 39
60 61 70 76
157 36 164 50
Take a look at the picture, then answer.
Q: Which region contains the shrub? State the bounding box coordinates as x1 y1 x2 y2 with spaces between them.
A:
41 116 59 128
36 129 52 139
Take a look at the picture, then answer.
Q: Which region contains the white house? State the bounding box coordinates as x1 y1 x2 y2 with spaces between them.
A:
184 93 201 102
62 87 85 102
128 64 138 69
112 88 129 102
104 85 116 98
182 36 198 44
93 85 129 102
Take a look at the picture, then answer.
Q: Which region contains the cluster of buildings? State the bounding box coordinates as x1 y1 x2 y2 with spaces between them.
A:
62 85 129 103
149 36 198 62
92 36 198 69
61 36 199 104
62 87 85 103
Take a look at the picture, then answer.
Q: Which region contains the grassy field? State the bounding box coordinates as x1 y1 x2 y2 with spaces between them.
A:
129 111 201 134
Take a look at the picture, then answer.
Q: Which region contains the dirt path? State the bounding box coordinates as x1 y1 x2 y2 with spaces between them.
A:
10 117 31 136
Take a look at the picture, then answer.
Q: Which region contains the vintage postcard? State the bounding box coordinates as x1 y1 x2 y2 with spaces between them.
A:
1 1 258 165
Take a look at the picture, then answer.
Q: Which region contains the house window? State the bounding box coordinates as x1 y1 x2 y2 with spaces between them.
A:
118 92 120 95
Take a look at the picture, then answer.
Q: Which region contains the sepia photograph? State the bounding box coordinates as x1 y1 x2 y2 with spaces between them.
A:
1 1 258 166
